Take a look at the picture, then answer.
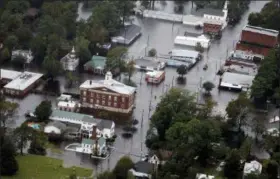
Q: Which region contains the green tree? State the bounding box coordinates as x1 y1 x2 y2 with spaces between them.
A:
89 1 121 34
239 138 252 160
176 65 187 78
0 135 18 176
266 160 278 179
28 132 47 156
30 35 47 64
15 26 32 48
0 47 10 63
125 60 136 82
150 88 197 140
42 55 62 79
195 42 204 53
65 72 78 88
113 156 134 179
202 81 215 94
148 48 157 57
226 92 251 132
4 35 18 50
97 171 116 179
223 149 241 179
112 1 135 25
34 100 52 123
252 116 265 143
11 55 25 69
0 95 18 130
126 171 135 179
6 0 30 14
13 124 34 155
106 47 127 74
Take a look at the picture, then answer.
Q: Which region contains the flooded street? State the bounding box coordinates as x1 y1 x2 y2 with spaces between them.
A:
8 0 268 175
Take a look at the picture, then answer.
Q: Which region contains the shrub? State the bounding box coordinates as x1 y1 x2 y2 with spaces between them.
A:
148 48 157 57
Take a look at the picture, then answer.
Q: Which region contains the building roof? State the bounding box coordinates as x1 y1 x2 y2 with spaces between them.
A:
81 137 106 146
46 121 67 131
4 71 43 91
57 101 77 108
235 42 271 57
84 55 106 69
221 72 255 88
51 109 93 122
243 160 262 175
192 8 225 17
112 24 141 45
51 109 114 129
243 25 279 37
80 72 136 95
0 69 22 80
171 49 199 58
196 173 215 179
133 161 154 174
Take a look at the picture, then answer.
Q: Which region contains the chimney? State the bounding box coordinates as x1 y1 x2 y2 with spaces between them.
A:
91 123 97 140
89 80 92 85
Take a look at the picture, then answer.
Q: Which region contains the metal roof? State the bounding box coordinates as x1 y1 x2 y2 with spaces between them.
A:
171 49 199 58
221 72 254 88
84 55 107 69
243 25 279 37
0 69 22 80
192 8 225 17
4 71 43 91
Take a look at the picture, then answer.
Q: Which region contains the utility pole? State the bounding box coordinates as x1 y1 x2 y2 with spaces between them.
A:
140 109 144 159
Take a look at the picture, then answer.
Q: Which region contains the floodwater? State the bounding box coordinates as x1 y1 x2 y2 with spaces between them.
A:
7 0 268 175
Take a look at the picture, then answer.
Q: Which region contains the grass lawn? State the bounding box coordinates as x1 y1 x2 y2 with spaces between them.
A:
2 155 93 179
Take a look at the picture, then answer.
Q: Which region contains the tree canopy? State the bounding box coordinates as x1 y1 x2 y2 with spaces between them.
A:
34 100 52 122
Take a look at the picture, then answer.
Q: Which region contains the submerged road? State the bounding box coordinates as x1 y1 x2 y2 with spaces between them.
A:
7 1 268 174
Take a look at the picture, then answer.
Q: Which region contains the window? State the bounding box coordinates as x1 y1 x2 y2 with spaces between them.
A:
122 97 125 102
97 94 100 99
102 100 105 105
91 92 94 97
108 95 112 100
83 98 86 102
90 99 93 103
114 102 117 107
114 96 118 101
121 104 125 108
83 91 86 96
102 95 106 100
96 100 99 104
108 102 111 106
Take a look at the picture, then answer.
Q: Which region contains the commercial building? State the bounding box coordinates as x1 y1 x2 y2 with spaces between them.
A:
219 72 255 91
60 47 79 71
174 35 211 49
170 49 201 64
235 25 279 58
0 69 22 85
79 71 136 114
3 70 43 97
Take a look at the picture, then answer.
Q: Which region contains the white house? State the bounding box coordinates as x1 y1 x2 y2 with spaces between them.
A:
12 50 34 64
57 101 79 112
44 121 67 135
50 109 115 139
196 173 215 179
243 160 262 178
60 47 79 71
76 137 106 155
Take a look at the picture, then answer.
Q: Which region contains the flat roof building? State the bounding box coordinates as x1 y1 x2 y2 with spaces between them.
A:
219 72 254 91
111 24 141 45
3 71 43 97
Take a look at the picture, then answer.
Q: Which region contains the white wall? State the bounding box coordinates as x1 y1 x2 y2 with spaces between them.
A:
44 126 61 134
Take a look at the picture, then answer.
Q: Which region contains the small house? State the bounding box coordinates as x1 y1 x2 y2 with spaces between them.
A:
44 121 67 135
196 173 215 179
84 55 106 75
12 50 34 64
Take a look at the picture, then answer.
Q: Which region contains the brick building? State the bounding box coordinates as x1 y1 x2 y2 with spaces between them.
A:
1 70 43 98
79 71 136 115
235 25 279 58
203 21 222 35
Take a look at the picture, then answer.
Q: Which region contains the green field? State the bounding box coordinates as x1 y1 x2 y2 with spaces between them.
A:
3 155 93 179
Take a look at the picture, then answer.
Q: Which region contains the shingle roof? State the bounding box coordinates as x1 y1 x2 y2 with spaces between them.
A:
133 161 154 174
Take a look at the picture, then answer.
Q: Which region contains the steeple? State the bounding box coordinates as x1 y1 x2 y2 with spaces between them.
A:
69 46 76 58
